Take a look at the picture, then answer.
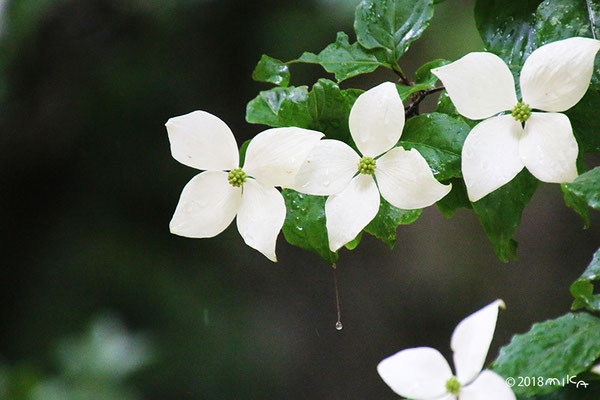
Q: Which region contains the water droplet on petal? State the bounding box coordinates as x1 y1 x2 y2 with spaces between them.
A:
335 321 343 330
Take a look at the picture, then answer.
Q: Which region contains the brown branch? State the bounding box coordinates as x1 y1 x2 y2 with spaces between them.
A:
404 86 445 117
392 66 412 86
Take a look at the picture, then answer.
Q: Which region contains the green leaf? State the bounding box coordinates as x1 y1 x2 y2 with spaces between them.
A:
570 247 600 312
306 79 362 142
395 59 449 101
535 0 600 39
296 32 387 82
281 190 337 264
354 0 435 64
436 178 471 218
399 113 471 181
565 89 600 153
245 86 311 128
492 312 600 396
562 183 590 229
252 54 290 87
239 139 251 167
475 0 541 75
471 170 539 262
364 197 422 248
563 166 600 211
246 79 361 143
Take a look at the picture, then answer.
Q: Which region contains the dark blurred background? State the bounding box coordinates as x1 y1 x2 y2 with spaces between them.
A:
1 0 599 398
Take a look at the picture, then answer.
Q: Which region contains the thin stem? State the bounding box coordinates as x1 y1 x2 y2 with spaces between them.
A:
404 86 445 117
392 64 412 86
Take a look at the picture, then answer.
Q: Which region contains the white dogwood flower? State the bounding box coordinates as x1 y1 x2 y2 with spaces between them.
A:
432 37 600 202
166 110 323 261
378 300 514 400
292 82 451 251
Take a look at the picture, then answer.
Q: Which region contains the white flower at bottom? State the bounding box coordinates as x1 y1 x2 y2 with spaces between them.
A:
166 110 323 261
292 82 451 251
377 300 515 400
432 37 600 202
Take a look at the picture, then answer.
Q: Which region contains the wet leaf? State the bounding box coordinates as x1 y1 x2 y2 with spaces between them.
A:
296 32 387 82
399 112 470 181
471 170 538 262
365 198 421 248
492 312 600 396
570 247 600 312
281 190 337 264
252 54 290 87
246 79 360 143
355 0 435 64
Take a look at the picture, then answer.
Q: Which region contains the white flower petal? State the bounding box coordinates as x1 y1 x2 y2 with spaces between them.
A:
236 179 286 262
432 53 517 120
592 363 600 375
170 171 242 238
520 112 578 183
377 347 452 399
461 115 525 202
348 82 405 157
292 139 360 195
452 300 505 385
325 174 380 252
375 147 452 209
459 370 516 400
166 110 239 171
243 127 324 188
520 37 600 112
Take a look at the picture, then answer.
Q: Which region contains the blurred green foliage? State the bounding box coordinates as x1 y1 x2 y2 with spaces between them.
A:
0 315 152 400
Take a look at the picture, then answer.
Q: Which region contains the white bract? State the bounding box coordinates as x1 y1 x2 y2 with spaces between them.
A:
378 300 514 400
432 37 600 202
293 82 451 251
166 110 323 261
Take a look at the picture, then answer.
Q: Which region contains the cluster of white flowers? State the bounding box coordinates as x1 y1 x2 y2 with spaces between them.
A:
166 36 600 261
166 82 449 260
165 36 600 399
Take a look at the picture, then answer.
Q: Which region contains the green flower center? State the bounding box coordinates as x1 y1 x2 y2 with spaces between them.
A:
511 101 531 122
358 156 376 175
445 376 461 395
228 168 247 187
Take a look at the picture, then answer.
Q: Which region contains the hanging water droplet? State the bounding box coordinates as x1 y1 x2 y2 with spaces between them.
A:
332 264 343 332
